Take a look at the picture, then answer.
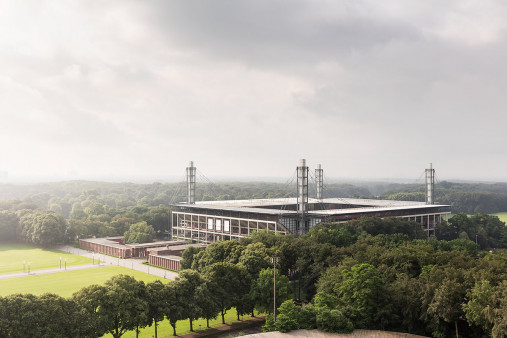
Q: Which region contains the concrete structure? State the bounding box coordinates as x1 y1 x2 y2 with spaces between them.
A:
426 163 435 205
172 197 451 243
297 159 309 234
315 164 323 200
171 161 450 243
148 255 182 271
147 243 206 271
79 237 187 258
187 161 196 204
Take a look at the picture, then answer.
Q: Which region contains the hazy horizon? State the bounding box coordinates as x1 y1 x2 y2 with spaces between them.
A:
2 1 506 182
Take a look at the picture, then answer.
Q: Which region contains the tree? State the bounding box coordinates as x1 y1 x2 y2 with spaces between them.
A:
428 278 466 338
323 263 386 329
463 280 494 332
196 275 221 328
298 304 317 329
174 270 203 332
316 308 353 333
37 293 85 338
74 275 149 338
194 240 244 272
238 242 270 277
0 211 18 242
491 281 507 338
164 282 185 336
123 221 156 244
251 267 291 316
146 280 167 338
72 284 109 337
105 275 149 338
180 246 203 270
205 262 250 324
274 300 300 332
18 210 66 247
1 294 41 338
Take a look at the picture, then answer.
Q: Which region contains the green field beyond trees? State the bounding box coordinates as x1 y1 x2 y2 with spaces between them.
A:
490 212 507 224
0 243 93 275
0 266 163 297
0 246 255 338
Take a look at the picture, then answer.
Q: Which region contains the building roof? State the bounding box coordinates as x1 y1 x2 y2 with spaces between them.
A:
172 197 450 218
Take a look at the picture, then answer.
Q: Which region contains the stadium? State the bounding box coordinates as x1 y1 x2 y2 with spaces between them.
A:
171 160 451 243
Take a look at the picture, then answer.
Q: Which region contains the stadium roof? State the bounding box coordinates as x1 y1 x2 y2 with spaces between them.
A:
172 198 451 217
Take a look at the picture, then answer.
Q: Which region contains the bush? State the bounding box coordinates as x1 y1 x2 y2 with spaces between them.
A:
274 300 301 332
262 314 276 332
316 308 353 333
298 304 317 329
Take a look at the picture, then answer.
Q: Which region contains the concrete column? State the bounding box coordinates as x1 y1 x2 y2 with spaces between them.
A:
425 163 435 205
315 164 323 199
297 159 309 233
186 161 196 204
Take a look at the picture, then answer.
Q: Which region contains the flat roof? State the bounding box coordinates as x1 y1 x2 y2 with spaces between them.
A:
151 255 182 261
126 240 187 248
172 198 450 217
80 237 125 248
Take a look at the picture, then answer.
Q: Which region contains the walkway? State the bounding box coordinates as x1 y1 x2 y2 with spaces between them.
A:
56 245 179 280
0 246 179 281
0 263 103 280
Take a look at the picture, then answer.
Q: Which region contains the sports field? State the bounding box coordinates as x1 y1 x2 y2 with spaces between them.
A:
0 243 93 275
0 265 256 338
0 244 258 337
490 212 507 224
0 265 164 297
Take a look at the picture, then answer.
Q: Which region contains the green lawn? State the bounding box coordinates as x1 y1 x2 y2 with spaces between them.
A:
0 264 257 338
116 308 259 338
0 243 93 275
0 265 165 297
490 212 507 224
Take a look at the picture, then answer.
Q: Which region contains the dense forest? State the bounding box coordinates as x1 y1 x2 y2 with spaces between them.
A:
0 180 507 337
1 179 507 216
1 219 506 337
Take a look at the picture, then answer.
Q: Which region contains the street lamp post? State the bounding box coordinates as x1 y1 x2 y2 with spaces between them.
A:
270 257 279 322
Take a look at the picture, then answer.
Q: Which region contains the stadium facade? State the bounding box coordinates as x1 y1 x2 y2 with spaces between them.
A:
171 160 451 244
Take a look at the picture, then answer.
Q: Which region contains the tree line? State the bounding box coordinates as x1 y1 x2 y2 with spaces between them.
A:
183 217 506 337
0 263 291 337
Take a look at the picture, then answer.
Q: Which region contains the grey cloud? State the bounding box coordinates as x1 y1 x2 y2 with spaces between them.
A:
148 1 421 67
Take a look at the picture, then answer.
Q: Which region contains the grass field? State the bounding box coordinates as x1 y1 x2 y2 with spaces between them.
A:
0 264 257 337
0 265 164 297
0 243 93 275
490 212 507 224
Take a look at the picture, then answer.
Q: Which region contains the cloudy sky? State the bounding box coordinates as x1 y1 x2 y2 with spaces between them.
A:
1 0 506 182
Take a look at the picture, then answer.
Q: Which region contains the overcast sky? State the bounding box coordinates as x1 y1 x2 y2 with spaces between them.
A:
1 1 506 183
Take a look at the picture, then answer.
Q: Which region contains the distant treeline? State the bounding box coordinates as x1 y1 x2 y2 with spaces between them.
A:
2 179 507 214
380 181 507 213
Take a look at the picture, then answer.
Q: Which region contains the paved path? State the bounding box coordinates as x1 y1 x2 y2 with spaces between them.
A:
56 245 179 280
0 246 179 281
0 263 104 280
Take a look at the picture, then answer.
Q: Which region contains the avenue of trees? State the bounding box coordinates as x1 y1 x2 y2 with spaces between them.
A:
0 266 291 338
